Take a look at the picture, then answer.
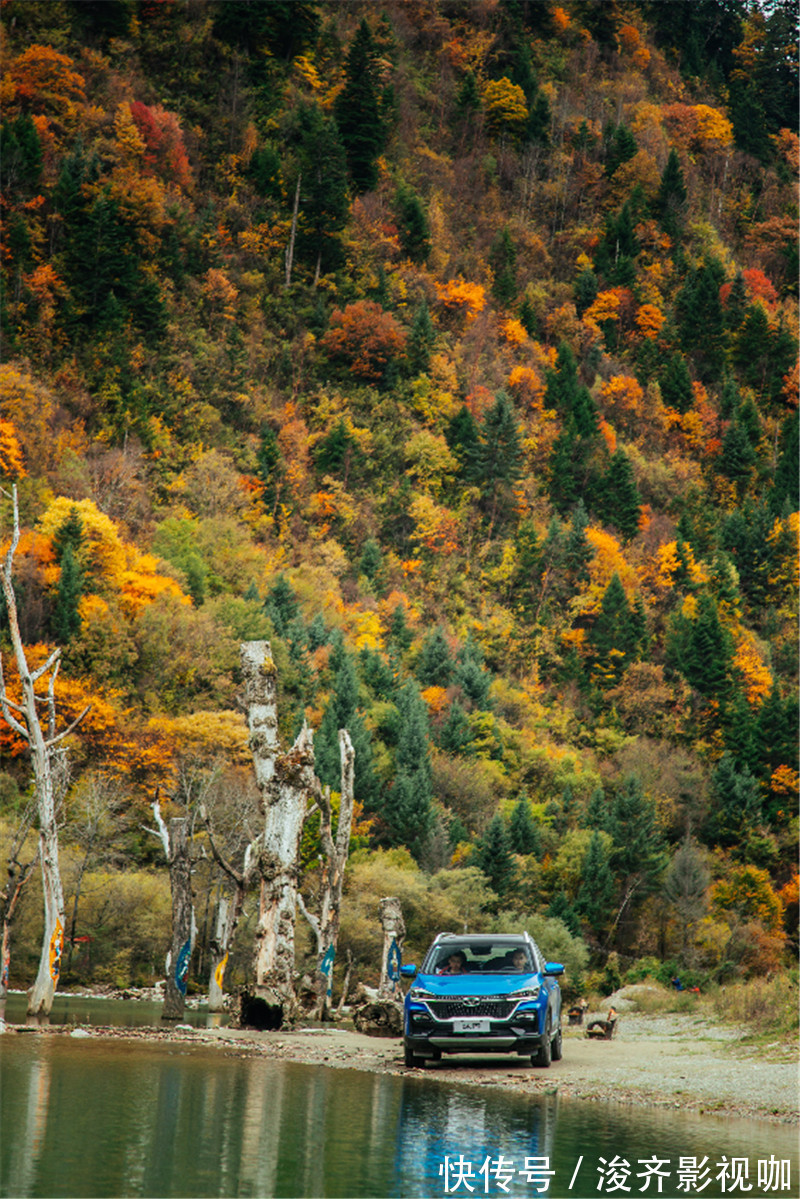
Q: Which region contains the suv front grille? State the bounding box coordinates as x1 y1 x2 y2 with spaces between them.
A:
428 999 515 1020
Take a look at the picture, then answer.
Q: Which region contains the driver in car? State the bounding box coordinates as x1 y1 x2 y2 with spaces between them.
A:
436 950 467 974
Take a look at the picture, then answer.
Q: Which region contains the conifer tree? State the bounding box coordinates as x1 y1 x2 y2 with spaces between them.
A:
472 391 524 534
489 228 517 304
264 574 299 636
438 699 473 756
686 592 733 700
417 627 454 687
382 680 434 857
408 299 435 374
719 420 756 495
316 648 377 806
588 573 640 686
53 545 83 644
335 19 386 194
598 450 642 541
474 814 516 898
606 776 667 895
508 797 540 855
654 148 687 241
706 753 762 845
659 352 694 413
546 892 582 937
575 831 616 934
677 259 728 384
395 183 430 263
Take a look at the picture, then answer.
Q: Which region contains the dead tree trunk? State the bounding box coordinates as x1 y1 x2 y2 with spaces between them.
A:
199 805 250 1012
241 641 318 1025
378 896 406 998
352 896 406 1037
150 798 195 1021
0 484 89 1016
285 174 301 288
298 729 355 1019
0 810 39 1017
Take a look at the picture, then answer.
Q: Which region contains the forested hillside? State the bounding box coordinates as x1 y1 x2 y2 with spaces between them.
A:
1 0 797 997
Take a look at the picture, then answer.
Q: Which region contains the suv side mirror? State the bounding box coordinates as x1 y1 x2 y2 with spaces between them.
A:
400 963 417 977
544 962 565 976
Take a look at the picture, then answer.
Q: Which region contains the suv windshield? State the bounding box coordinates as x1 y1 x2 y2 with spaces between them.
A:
423 940 534 975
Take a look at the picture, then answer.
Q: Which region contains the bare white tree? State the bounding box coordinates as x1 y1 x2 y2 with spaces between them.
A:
0 484 89 1015
297 729 355 1019
240 640 319 1021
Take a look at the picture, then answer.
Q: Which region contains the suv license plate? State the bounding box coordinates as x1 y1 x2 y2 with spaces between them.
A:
453 1017 490 1033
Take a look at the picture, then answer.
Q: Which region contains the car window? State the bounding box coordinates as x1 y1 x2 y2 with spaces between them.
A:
425 942 535 974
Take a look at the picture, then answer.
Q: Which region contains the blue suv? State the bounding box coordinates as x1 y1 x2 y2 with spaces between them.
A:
402 932 564 1068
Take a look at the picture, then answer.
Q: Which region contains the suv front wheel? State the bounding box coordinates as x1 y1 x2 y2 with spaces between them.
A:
531 1010 553 1068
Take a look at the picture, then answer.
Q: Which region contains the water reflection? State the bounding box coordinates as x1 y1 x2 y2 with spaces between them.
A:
1 1034 796 1199
1 991 229 1030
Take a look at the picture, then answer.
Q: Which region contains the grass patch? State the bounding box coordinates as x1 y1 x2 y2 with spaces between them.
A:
708 973 799 1040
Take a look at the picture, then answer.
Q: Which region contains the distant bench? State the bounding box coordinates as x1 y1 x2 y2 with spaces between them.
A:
586 1007 618 1040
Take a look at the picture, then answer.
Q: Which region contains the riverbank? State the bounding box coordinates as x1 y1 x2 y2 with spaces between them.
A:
5 992 797 1127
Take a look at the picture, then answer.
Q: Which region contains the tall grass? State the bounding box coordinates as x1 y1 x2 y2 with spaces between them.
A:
709 972 799 1039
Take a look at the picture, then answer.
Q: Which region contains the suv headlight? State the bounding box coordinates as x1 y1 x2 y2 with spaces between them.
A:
409 987 435 1001
512 987 541 1001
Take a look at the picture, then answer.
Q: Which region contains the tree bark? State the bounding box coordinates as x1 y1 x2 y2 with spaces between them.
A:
199 804 249 1011
378 896 405 999
285 174 301 288
298 729 355 1019
162 816 195 1020
1 484 89 1016
241 641 318 1021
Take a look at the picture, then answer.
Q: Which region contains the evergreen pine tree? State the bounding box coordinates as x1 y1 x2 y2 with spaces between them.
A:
588 572 639 686
474 814 516 898
408 299 435 374
606 776 667 891
438 699 474 755
574 267 598 316
53 544 83 644
489 228 517 304
686 592 733 700
659 352 694 413
598 450 642 541
546 892 582 937
558 502 590 594
382 680 434 857
395 183 430 263
518 295 537 336
677 259 728 384
454 640 492 709
446 405 482 483
508 797 541 855
264 574 299 635
724 271 748 332
654 148 687 240
316 650 377 807
706 752 762 844
417 627 454 687
334 19 385 194
575 831 616 934
719 420 756 495
472 391 524 533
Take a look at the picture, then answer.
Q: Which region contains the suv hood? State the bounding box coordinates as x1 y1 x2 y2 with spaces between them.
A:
412 972 539 998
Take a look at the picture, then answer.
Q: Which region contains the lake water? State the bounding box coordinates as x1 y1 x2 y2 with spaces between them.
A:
1 1001 796 1199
